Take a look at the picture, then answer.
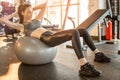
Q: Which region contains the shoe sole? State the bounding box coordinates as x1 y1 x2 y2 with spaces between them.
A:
79 71 101 77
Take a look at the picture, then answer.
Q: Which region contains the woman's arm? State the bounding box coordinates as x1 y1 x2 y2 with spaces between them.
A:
0 16 24 32
33 1 47 20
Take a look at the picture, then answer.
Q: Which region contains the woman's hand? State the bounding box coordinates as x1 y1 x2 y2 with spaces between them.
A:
33 1 47 11
33 1 48 20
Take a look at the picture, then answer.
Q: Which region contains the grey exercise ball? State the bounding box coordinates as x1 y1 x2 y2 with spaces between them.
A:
14 37 57 65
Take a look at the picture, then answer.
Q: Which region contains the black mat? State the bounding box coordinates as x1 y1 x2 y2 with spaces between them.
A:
18 62 81 80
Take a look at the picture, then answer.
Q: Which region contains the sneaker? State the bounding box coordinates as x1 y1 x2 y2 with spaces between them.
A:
94 52 111 63
79 63 101 77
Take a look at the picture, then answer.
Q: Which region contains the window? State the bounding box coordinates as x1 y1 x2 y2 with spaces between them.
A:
28 0 89 29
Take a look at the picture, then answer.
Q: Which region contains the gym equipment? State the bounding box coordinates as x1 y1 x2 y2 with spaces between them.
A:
62 0 71 29
65 0 115 50
66 9 111 50
80 9 111 44
0 1 19 41
78 9 110 31
14 37 57 65
42 18 59 31
0 5 3 13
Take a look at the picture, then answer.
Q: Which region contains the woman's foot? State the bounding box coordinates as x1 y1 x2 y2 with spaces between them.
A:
94 52 111 63
79 63 101 77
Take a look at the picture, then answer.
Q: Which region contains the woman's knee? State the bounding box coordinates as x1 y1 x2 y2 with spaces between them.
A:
80 29 87 32
73 29 80 35
78 29 88 36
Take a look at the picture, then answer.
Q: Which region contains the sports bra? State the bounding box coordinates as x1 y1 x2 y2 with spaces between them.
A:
23 19 41 36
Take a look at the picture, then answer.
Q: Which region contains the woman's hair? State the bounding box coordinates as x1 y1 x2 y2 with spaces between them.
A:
17 3 31 23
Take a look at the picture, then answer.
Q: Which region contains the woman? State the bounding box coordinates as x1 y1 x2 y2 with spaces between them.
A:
0 2 111 77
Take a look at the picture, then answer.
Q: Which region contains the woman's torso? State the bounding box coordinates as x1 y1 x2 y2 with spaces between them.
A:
23 19 48 38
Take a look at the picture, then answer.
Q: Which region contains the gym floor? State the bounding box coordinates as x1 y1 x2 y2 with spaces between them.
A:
0 36 120 80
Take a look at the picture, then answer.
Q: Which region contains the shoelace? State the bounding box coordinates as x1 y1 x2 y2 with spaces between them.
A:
99 53 108 58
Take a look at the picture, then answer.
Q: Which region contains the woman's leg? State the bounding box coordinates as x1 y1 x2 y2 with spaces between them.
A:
40 29 75 47
55 28 97 52
77 28 97 51
71 29 84 59
40 29 84 59
40 29 101 77
76 28 111 63
55 28 102 54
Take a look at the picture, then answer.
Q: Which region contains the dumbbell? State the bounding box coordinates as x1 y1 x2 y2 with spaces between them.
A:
118 50 120 54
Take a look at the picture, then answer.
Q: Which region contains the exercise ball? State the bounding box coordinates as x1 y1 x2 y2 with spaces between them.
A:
14 37 57 65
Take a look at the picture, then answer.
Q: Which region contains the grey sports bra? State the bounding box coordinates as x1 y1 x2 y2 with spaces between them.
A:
23 19 41 36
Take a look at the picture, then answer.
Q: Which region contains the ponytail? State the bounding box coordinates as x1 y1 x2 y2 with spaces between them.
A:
17 3 31 24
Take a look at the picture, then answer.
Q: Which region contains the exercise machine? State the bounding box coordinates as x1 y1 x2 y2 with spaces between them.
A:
66 0 113 50
0 1 19 42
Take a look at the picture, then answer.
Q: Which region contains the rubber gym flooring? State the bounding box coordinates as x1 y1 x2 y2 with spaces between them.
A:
0 36 120 80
